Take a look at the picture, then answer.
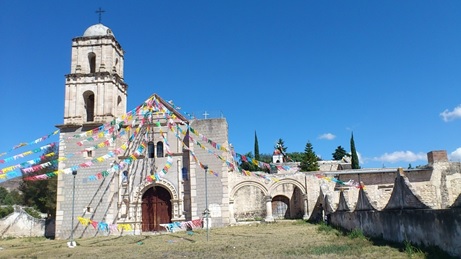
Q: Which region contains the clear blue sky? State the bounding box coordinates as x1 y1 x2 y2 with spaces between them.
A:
1 1 461 170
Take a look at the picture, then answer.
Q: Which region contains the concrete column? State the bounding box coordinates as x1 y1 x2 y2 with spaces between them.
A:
264 195 274 222
303 194 309 220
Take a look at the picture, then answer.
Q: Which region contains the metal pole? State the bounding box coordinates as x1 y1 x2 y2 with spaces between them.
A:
204 165 209 241
69 170 77 247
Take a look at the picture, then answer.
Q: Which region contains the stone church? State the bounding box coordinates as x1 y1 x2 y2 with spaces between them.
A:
55 23 235 238
55 22 330 240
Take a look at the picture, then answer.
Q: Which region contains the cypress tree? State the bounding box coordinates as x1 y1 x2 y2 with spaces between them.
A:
254 131 260 161
350 132 360 169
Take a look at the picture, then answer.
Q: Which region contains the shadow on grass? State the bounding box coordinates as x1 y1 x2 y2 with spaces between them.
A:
81 235 151 247
168 233 197 243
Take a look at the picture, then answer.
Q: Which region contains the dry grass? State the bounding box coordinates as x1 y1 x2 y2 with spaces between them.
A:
0 221 424 259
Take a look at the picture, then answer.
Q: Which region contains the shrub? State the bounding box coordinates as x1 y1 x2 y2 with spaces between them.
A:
0 206 14 218
23 207 42 219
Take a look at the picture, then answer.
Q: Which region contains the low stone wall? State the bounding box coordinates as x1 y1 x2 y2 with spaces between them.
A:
0 207 45 238
330 209 461 257
327 168 461 257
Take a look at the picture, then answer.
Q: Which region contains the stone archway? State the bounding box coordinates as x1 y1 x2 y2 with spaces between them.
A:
272 195 290 219
141 186 172 232
268 178 308 220
230 181 269 221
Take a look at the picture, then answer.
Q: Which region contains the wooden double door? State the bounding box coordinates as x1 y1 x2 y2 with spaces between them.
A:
141 187 172 231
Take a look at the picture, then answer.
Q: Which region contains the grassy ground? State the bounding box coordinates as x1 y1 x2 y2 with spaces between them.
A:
0 221 433 258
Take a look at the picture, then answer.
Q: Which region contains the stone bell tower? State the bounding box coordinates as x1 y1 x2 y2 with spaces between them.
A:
55 23 128 239
63 23 127 125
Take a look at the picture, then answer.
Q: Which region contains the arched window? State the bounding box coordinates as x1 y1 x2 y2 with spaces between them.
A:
117 96 123 116
156 141 164 157
122 170 128 184
83 91 95 122
88 52 96 73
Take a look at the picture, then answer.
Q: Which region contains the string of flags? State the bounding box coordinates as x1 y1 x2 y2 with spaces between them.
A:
0 98 155 182
315 174 365 189
0 143 56 164
0 151 56 175
1 93 366 191
0 130 59 158
146 130 173 182
19 95 175 182
77 216 203 233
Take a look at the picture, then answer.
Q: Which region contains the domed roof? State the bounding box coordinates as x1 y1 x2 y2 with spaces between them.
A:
83 23 115 37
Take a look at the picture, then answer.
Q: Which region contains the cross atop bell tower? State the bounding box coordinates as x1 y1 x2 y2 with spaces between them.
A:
96 8 105 23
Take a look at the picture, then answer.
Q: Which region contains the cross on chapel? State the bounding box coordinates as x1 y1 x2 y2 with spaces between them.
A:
96 8 105 23
203 111 209 119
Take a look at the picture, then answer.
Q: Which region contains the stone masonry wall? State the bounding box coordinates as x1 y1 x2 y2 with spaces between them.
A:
189 118 230 227
329 166 461 257
55 128 118 239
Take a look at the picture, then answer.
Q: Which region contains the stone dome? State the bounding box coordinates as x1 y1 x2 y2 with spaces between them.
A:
83 23 115 37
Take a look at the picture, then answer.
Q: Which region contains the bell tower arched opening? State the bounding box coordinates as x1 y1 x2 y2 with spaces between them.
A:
88 52 96 73
83 91 95 122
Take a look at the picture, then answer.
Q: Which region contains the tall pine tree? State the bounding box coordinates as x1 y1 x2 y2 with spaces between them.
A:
300 141 319 171
350 132 360 169
332 146 348 160
275 138 287 153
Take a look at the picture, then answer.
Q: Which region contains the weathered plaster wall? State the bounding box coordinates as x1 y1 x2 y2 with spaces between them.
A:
329 167 461 257
190 118 230 227
0 207 45 238
331 209 461 258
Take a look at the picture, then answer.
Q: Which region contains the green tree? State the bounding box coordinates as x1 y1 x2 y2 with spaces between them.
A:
19 144 58 216
287 152 304 162
350 133 360 169
332 146 348 160
254 131 260 161
275 138 291 162
259 153 272 163
0 206 14 218
2 190 22 205
275 138 287 153
0 186 8 204
300 141 319 171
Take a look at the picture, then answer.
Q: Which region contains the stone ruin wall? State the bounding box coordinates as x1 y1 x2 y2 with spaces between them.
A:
325 151 461 258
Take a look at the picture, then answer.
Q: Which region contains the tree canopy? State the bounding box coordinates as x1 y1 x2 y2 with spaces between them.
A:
300 141 319 171
275 138 287 153
332 146 349 160
19 144 58 216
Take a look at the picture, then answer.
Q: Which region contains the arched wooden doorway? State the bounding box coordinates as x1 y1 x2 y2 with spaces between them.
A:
141 186 172 232
272 195 290 219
